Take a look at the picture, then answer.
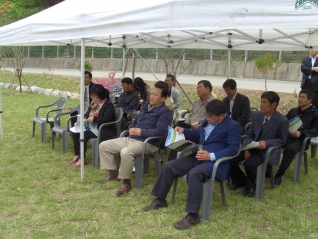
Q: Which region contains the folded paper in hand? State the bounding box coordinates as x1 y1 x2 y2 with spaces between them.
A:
241 141 259 151
289 116 302 133
165 126 194 150
70 115 97 135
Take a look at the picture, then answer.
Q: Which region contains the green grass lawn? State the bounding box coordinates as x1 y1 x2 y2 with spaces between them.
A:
0 73 318 238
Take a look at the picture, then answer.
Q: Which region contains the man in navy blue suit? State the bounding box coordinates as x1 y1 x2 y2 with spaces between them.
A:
142 100 241 230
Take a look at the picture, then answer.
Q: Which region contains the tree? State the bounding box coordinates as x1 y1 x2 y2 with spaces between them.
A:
255 53 283 91
0 0 64 27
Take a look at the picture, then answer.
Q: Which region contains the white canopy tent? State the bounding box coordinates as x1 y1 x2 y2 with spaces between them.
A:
0 0 317 178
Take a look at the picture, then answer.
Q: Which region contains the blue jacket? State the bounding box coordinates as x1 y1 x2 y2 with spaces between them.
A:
183 115 241 180
129 102 173 142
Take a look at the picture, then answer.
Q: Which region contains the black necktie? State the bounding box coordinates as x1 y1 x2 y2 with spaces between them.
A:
261 117 268 135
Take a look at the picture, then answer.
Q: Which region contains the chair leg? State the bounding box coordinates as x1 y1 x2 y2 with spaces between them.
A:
52 131 56 149
154 152 161 175
269 165 275 189
294 152 302 183
62 131 68 154
202 178 214 221
255 163 266 200
41 122 46 143
32 121 36 137
311 145 317 158
304 152 308 174
171 178 178 204
135 155 143 189
220 181 226 207
92 140 99 169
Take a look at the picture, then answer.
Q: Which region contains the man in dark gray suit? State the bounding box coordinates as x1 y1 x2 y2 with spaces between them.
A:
223 79 250 131
301 50 318 108
230 91 289 197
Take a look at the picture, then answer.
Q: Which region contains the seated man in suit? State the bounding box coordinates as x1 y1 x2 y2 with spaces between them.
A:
98 81 173 196
300 50 318 108
274 89 318 185
222 79 250 131
142 100 241 230
183 80 214 130
230 91 289 197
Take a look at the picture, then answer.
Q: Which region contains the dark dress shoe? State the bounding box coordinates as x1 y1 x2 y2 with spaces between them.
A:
174 214 201 230
229 181 245 190
274 175 282 185
97 176 120 184
116 183 131 196
143 199 168 211
243 188 255 197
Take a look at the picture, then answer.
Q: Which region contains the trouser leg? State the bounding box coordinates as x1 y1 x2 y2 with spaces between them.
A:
277 139 302 176
151 156 197 200
244 150 264 189
185 162 211 214
230 151 247 184
118 138 157 180
99 137 128 170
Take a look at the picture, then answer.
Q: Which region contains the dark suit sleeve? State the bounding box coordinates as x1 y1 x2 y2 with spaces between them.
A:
301 57 312 75
236 95 250 127
92 102 115 126
223 97 230 114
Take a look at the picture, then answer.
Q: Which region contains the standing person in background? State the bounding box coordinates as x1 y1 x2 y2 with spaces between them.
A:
300 50 318 108
70 71 95 126
165 74 182 120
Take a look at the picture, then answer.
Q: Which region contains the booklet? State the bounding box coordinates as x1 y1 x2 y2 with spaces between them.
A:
241 141 259 151
165 126 195 150
289 116 302 133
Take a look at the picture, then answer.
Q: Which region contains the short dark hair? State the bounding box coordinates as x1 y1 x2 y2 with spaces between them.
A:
299 89 314 101
198 80 212 92
261 91 280 109
223 79 237 89
85 71 92 79
206 99 227 116
90 84 110 100
166 74 176 82
154 81 168 98
121 77 133 85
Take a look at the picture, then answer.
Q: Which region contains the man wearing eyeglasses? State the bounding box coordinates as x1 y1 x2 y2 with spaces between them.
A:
142 99 241 230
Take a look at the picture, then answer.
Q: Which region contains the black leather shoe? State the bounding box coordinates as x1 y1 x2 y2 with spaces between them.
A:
243 188 255 197
142 199 168 211
174 214 201 230
274 175 282 185
229 181 245 190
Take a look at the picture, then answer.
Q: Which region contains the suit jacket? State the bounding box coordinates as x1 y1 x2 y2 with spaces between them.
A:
244 111 289 166
300 56 318 91
85 99 116 142
223 92 250 128
183 115 241 180
88 82 96 104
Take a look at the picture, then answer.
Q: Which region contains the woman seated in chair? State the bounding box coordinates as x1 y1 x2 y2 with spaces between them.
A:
69 84 116 167
133 77 150 108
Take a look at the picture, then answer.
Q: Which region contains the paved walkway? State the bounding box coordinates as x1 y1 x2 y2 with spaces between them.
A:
5 67 301 93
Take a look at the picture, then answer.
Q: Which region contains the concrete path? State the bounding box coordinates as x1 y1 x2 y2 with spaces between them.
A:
4 67 301 93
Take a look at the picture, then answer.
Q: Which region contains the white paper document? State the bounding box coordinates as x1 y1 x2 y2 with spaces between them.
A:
241 141 259 151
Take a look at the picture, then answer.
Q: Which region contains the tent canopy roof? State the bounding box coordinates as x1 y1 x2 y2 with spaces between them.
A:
0 0 317 51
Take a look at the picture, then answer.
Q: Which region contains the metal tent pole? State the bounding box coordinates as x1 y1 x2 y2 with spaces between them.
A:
80 39 85 180
0 53 3 139
227 33 232 79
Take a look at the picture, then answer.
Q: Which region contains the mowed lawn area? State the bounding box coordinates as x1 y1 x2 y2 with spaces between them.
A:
0 72 318 238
